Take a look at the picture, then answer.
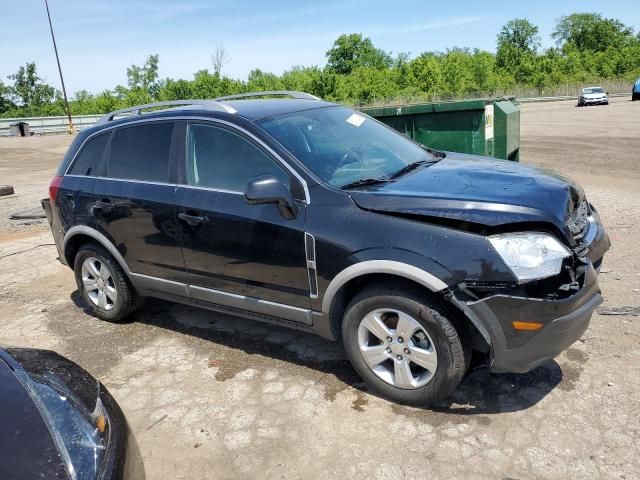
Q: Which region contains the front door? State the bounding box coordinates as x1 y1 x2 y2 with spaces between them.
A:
175 121 311 315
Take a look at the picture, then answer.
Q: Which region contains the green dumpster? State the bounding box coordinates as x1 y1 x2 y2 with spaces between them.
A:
360 98 520 161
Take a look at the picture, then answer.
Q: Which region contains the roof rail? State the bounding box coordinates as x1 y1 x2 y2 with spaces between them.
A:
214 90 321 101
96 99 234 124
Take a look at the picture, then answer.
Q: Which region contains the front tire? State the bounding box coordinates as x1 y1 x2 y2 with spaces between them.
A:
342 284 468 407
74 243 137 322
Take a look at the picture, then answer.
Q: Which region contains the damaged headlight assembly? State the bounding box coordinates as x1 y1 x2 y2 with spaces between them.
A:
488 232 572 283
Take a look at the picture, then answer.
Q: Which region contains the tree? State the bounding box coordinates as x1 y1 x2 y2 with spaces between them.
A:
497 18 541 53
126 54 160 99
281 66 323 95
211 45 230 77
552 13 636 52
326 33 392 75
496 19 542 84
7 62 57 108
247 69 283 91
408 54 443 95
0 80 15 113
158 78 193 100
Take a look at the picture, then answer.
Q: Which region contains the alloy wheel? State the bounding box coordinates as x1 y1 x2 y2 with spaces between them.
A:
81 257 117 311
357 308 438 389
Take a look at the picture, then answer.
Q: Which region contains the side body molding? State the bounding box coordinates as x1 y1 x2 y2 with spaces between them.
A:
63 226 132 275
321 260 449 314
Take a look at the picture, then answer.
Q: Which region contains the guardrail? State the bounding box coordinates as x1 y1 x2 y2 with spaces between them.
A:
0 114 102 136
517 93 632 103
1 92 634 136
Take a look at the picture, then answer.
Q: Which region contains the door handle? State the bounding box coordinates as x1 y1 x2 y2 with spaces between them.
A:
178 212 208 226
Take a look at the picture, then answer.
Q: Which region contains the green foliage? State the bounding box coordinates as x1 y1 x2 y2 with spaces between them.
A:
497 18 541 54
3 16 640 118
553 13 636 52
7 62 58 109
0 80 16 113
127 54 160 98
326 33 392 74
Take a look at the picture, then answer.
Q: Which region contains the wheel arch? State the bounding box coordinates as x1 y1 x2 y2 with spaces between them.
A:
323 262 448 341
63 226 132 276
321 261 448 315
322 263 489 353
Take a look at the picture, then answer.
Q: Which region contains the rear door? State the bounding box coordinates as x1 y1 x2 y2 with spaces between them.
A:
92 121 187 284
175 121 311 314
56 131 110 243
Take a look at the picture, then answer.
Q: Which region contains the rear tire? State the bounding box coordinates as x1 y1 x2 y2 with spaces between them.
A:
74 243 137 322
341 284 468 407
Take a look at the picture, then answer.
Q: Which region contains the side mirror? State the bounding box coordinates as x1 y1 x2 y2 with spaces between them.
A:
244 174 298 220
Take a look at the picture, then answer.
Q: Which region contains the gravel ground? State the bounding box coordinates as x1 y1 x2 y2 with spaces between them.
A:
0 97 639 479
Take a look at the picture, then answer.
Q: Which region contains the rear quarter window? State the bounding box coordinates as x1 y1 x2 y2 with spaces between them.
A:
67 132 110 176
105 122 174 182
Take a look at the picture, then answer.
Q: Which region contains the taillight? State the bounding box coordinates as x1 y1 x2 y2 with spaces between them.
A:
49 175 63 204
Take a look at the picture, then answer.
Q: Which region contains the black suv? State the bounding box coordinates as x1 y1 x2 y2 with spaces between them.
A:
44 91 610 406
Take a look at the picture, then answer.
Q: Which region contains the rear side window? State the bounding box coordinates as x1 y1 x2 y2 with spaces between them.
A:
106 123 174 182
68 132 109 176
186 124 289 192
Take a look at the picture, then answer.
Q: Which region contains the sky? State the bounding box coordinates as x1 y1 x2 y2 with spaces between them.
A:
1 0 639 96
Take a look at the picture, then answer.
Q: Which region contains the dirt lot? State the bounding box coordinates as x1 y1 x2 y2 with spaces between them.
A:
1 97 639 479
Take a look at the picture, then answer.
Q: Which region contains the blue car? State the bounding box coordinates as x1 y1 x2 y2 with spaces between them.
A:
633 78 640 101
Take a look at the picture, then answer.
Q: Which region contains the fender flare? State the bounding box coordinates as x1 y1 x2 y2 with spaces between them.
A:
63 225 131 275
321 260 448 314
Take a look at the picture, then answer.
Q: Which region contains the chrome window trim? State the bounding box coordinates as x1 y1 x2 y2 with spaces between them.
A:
67 175 176 187
64 115 311 204
179 184 244 196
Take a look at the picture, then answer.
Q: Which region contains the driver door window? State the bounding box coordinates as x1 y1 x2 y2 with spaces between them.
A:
186 124 290 192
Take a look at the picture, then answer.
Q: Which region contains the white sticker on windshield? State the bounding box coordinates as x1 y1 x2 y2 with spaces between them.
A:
346 113 366 127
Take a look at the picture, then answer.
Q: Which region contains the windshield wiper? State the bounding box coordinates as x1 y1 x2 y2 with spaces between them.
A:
390 159 438 179
339 177 390 190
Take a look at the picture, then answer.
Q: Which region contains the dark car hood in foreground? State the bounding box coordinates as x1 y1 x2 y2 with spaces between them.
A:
0 348 145 480
349 153 584 240
0 353 68 479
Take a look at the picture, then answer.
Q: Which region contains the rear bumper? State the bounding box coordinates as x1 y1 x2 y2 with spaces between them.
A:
41 198 66 265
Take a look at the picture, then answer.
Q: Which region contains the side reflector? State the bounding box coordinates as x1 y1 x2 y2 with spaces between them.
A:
512 321 543 331
96 415 106 433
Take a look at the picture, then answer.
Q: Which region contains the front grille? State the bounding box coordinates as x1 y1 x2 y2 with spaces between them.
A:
566 200 590 257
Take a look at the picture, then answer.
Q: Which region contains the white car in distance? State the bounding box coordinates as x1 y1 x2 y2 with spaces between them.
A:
578 87 609 106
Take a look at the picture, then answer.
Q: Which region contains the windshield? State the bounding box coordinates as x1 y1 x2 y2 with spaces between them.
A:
257 106 436 188
582 87 605 94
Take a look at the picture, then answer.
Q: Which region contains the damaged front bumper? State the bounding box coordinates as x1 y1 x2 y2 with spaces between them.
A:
451 219 610 374
455 264 602 373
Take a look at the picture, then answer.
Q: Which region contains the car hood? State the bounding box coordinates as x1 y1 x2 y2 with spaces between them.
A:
348 153 584 240
0 352 68 479
582 92 606 98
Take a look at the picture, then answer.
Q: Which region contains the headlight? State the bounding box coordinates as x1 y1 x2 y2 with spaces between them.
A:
14 369 107 480
488 232 572 283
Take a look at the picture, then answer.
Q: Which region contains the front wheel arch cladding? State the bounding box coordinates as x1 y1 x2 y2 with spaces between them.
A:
321 260 449 315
